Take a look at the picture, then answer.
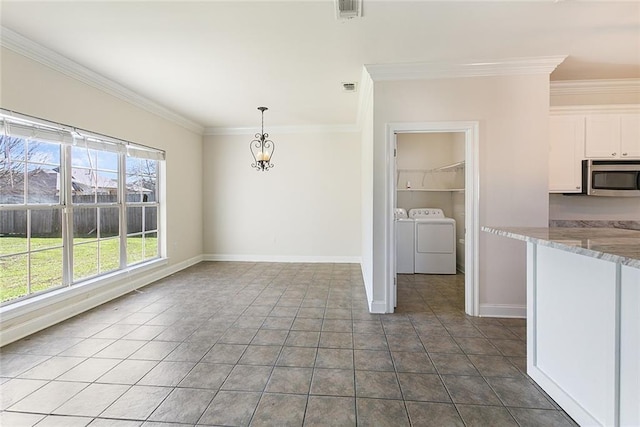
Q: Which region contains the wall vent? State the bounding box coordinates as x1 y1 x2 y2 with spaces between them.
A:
336 0 362 20
342 82 357 92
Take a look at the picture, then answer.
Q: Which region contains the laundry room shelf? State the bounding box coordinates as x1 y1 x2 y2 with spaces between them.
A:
397 161 464 174
397 188 465 192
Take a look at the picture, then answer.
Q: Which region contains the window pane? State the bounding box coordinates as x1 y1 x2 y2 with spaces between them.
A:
126 158 157 203
27 164 61 204
99 238 120 273
126 179 144 203
97 151 118 172
31 248 63 294
24 140 61 204
0 254 28 303
27 140 60 165
0 161 25 204
99 207 119 238
72 146 97 168
141 173 156 203
71 167 96 204
30 209 63 251
74 241 98 281
1 135 26 162
144 232 158 261
127 206 143 234
71 169 119 204
144 206 157 232
1 136 27 205
127 236 143 265
0 210 27 255
96 171 118 202
126 157 145 175
74 207 97 240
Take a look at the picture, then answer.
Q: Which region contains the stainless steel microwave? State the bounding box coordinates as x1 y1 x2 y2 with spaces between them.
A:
582 160 640 197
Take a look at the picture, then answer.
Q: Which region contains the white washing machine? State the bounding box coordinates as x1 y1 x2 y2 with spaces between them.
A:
409 208 456 274
395 208 415 274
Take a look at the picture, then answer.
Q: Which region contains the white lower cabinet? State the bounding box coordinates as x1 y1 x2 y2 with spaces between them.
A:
526 243 639 427
621 265 640 427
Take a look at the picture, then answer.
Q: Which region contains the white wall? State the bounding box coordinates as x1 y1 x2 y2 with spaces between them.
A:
202 131 361 262
550 88 640 107
452 131 466 271
452 132 466 163
550 194 640 221
360 75 375 303
397 133 462 167
372 74 550 316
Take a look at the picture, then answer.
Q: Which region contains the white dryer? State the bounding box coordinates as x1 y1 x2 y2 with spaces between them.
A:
409 208 456 274
395 208 415 274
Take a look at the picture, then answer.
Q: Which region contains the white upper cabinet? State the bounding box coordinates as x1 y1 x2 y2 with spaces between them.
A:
620 114 640 158
549 106 640 193
549 115 585 193
585 113 640 159
585 114 620 158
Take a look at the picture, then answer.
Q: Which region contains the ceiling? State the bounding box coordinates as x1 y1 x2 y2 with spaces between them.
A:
1 1 639 131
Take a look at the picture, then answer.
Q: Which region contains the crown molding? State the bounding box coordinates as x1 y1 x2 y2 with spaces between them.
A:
365 55 567 81
204 123 359 136
550 78 640 97
1 27 204 135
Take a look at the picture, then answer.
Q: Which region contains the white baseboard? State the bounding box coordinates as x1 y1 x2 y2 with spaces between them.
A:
369 300 387 314
203 254 361 264
478 303 526 318
528 366 600 427
0 255 203 347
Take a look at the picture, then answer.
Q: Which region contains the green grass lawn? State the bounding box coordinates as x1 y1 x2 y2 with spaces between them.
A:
0 236 157 303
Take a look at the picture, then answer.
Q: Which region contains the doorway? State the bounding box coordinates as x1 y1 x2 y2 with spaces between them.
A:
386 122 479 316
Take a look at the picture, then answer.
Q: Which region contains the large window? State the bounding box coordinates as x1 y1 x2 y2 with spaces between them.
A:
0 110 165 304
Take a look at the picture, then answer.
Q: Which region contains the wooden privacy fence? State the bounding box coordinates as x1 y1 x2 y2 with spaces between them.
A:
0 195 157 238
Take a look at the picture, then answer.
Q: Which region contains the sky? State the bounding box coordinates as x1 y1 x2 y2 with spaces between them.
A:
1 136 154 176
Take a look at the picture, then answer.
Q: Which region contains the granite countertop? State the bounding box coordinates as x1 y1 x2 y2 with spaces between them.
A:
482 226 640 269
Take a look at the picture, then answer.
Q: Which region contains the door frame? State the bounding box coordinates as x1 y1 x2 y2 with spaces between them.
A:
386 121 479 315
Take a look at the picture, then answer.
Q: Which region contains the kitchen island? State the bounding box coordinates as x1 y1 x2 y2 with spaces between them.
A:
482 226 639 427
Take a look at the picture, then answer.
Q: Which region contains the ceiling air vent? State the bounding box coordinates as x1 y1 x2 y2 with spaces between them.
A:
336 0 362 20
342 82 357 92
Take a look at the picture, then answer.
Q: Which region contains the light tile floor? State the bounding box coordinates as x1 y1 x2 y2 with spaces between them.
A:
0 262 578 426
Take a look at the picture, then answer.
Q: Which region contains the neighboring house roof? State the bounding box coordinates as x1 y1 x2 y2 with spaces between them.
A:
1 168 151 204
71 168 118 192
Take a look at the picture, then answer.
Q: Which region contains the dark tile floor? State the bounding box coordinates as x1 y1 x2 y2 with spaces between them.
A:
0 262 578 426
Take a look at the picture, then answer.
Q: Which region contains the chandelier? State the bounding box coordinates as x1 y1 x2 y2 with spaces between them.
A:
250 107 275 171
